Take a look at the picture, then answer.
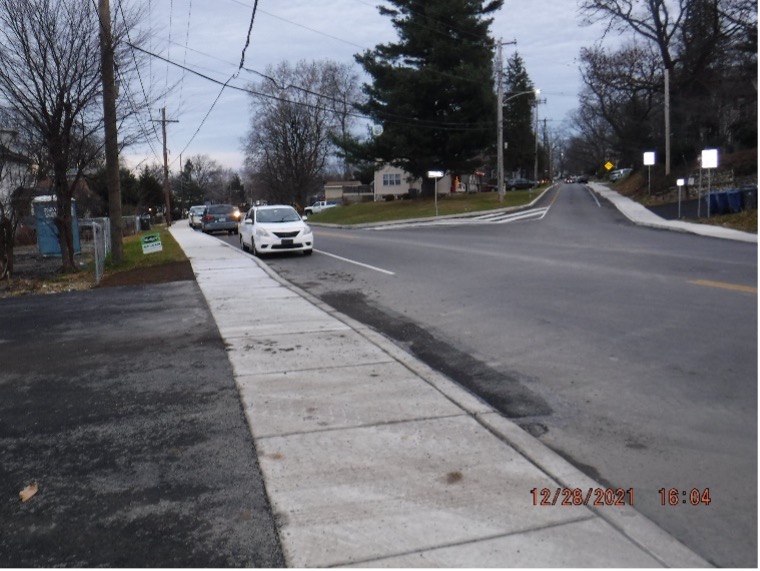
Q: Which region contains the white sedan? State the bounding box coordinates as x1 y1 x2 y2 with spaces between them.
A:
239 204 313 257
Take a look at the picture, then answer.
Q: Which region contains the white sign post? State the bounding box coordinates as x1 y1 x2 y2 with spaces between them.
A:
676 178 685 219
643 151 655 195
427 170 444 217
701 149 718 218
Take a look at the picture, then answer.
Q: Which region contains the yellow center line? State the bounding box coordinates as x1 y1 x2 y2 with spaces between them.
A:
688 279 757 294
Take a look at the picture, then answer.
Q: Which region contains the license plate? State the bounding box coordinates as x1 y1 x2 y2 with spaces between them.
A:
219 217 226 222
282 239 293 246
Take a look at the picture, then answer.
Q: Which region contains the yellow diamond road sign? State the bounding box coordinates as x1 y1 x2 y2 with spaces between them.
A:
604 161 614 171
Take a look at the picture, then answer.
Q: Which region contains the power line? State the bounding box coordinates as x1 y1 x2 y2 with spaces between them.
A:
169 0 259 163
128 41 498 133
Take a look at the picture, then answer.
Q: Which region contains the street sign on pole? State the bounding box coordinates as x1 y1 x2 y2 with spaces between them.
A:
427 171 444 217
643 151 655 195
701 149 719 217
677 178 685 219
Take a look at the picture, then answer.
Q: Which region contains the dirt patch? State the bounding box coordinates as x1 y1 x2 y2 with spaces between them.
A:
1 244 195 297
98 261 195 288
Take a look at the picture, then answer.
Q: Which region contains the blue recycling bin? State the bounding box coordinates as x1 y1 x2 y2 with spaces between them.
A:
33 196 81 256
725 190 743 213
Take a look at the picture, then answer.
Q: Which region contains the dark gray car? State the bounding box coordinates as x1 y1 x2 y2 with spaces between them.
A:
201 204 240 234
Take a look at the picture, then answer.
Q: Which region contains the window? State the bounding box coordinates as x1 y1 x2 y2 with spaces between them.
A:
383 173 401 186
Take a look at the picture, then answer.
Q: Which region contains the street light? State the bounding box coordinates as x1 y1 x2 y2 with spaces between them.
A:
497 88 539 202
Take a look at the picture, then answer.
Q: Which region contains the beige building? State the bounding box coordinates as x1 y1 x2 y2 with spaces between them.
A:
373 164 455 200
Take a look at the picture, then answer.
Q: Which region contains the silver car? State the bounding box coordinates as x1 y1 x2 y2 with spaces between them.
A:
188 205 205 229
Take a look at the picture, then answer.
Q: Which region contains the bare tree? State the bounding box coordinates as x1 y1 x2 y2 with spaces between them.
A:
0 0 151 272
243 60 354 208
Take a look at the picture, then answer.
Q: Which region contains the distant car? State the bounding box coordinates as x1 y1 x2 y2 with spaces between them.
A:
188 205 205 229
304 201 340 215
576 174 589 184
201 204 240 234
506 178 535 190
609 168 632 182
239 204 313 257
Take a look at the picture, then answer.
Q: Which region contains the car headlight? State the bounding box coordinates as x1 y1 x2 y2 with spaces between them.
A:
302 224 312 234
255 226 272 238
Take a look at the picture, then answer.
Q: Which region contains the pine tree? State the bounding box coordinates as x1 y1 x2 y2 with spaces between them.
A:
502 52 536 177
353 0 503 184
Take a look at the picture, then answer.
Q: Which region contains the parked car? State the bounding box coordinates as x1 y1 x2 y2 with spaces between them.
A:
201 204 240 234
304 200 340 215
188 205 205 229
239 204 313 257
506 178 535 190
609 168 632 182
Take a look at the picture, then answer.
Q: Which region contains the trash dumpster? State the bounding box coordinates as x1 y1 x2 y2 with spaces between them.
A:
726 189 743 213
139 214 151 231
739 185 757 211
33 196 81 256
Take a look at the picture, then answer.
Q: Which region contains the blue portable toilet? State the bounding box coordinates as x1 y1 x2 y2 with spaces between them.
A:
33 196 81 256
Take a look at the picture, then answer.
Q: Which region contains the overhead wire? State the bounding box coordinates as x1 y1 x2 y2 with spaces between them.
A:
115 0 163 158
126 42 497 133
170 0 259 164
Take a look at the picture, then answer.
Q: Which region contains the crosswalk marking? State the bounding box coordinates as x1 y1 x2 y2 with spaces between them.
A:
370 207 550 230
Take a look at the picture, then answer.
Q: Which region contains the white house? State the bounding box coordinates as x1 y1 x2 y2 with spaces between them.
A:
373 164 454 200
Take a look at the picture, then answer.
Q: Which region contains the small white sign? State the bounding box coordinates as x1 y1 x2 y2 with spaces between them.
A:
677 178 685 187
701 148 719 169
643 151 655 166
141 233 163 254
427 170 444 178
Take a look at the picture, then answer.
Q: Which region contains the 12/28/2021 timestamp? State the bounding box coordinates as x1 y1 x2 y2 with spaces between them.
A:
530 488 634 506
530 487 712 507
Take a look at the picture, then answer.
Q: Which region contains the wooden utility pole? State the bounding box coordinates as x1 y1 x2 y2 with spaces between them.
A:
154 108 178 225
98 0 123 263
664 68 671 176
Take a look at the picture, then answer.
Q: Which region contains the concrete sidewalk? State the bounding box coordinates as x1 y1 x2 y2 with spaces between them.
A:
170 224 710 568
588 182 757 243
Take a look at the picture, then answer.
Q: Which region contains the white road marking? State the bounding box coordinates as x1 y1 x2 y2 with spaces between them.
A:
315 250 396 275
370 206 550 230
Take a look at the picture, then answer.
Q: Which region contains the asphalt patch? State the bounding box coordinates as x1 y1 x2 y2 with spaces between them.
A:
0 282 284 567
320 290 552 419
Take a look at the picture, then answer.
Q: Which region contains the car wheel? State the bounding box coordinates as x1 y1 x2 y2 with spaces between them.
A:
240 234 248 252
252 242 260 257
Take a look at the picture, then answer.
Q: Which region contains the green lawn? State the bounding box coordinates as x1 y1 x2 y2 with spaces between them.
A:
106 226 187 271
308 189 544 225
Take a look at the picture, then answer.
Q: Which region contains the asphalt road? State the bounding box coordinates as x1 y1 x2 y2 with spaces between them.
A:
222 184 758 567
0 282 284 566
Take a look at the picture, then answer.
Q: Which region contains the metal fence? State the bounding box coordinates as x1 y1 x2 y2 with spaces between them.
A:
80 216 139 284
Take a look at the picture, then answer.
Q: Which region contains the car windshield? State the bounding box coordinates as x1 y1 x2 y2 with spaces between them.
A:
256 208 300 223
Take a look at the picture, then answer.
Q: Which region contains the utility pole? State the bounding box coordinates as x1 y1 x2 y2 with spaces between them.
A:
664 68 671 176
154 108 179 225
533 97 546 185
98 0 123 263
495 38 516 202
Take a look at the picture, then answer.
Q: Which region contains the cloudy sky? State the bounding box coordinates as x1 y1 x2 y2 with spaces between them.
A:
124 0 611 171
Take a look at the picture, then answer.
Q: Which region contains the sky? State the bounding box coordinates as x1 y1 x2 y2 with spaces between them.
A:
123 0 612 172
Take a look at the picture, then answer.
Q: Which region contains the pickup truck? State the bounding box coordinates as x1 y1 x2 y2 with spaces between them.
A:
304 201 340 215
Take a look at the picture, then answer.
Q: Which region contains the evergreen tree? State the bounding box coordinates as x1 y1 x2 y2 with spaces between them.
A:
353 0 503 186
502 52 536 176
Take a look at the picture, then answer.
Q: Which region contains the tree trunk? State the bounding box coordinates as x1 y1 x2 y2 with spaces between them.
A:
54 170 77 273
